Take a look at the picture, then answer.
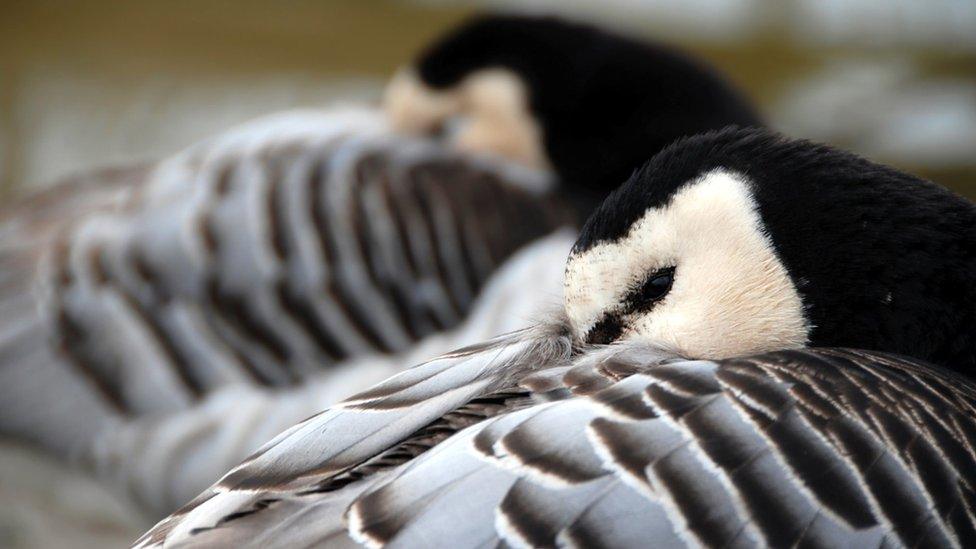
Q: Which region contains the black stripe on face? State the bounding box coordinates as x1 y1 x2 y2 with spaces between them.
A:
585 314 624 345
583 266 675 345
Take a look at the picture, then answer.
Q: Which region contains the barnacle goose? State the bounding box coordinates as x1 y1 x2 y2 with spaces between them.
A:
139 128 976 548
0 14 763 519
386 14 762 219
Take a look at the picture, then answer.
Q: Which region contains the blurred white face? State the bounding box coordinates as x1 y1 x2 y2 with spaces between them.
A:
384 68 549 169
563 169 809 359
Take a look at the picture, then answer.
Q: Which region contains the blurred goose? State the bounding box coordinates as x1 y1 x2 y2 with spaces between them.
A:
140 128 976 548
0 15 761 518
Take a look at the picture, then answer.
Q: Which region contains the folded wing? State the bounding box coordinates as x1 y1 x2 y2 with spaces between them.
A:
139 343 976 548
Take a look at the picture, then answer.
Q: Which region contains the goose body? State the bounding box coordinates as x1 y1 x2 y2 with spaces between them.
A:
0 108 572 515
140 128 976 547
45 108 563 410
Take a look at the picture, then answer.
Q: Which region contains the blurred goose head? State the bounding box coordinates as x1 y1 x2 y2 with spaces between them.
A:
384 14 762 218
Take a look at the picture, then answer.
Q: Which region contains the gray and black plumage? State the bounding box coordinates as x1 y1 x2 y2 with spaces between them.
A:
139 128 976 548
45 110 564 409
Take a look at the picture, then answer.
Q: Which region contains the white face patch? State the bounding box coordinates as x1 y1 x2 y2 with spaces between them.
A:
564 170 809 359
384 68 460 134
383 67 549 169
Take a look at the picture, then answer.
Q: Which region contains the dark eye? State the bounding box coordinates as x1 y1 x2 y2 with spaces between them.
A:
432 115 468 141
627 267 675 311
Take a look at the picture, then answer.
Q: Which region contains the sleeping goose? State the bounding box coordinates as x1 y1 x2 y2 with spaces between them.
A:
0 15 762 518
139 127 976 548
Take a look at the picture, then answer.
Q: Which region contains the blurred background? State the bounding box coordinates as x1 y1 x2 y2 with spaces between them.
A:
2 0 975 200
1 1 975 546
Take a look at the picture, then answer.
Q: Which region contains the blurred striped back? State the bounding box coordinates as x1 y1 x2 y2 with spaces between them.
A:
0 108 570 495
